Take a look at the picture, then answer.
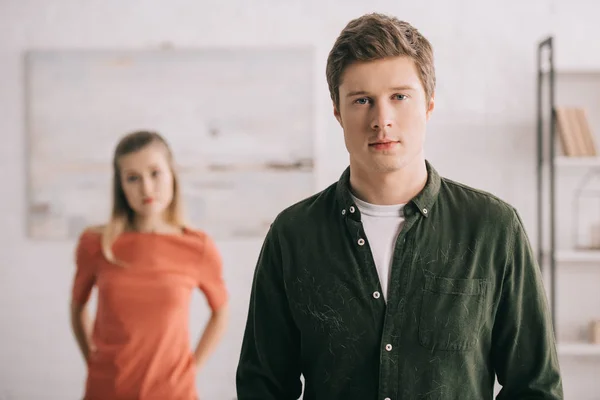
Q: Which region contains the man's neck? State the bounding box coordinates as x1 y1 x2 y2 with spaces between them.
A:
349 159 428 206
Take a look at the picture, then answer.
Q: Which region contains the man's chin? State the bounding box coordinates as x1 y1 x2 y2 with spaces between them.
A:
371 162 405 173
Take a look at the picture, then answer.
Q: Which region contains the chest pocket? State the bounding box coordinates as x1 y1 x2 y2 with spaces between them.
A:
418 273 488 351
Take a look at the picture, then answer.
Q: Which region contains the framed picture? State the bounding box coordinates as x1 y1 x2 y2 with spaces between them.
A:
25 47 315 239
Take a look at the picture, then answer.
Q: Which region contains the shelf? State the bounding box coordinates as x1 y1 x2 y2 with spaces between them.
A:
555 250 600 263
558 342 600 356
554 156 600 167
543 69 600 76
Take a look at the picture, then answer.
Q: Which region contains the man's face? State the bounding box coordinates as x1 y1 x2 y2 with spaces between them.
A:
334 56 434 175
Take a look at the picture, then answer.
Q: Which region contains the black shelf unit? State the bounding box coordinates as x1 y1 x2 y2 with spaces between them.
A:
536 36 557 333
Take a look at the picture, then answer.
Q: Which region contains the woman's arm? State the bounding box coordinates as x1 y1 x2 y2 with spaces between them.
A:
70 301 94 363
71 228 100 364
193 303 229 371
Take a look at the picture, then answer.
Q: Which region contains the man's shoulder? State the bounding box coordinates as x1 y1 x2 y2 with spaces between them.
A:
271 181 338 231
440 176 518 224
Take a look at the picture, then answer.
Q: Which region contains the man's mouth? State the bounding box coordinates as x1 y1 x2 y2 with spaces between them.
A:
369 140 400 150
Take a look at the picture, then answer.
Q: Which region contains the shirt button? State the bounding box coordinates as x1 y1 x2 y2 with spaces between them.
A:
357 238 365 246
422 208 428 214
385 344 392 351
349 206 356 213
373 291 381 299
341 209 346 215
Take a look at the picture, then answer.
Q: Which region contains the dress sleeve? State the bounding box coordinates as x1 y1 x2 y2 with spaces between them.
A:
71 230 99 305
198 234 228 311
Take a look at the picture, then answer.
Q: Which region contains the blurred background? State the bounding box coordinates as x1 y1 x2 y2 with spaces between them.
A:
1 0 600 399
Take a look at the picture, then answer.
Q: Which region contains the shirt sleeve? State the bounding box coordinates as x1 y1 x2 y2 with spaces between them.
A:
71 230 98 305
236 222 303 400
492 209 563 399
198 234 228 311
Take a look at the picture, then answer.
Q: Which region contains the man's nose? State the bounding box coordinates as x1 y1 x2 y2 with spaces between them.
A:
370 103 394 130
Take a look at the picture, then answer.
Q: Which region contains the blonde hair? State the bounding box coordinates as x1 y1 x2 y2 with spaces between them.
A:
101 130 186 265
326 13 436 109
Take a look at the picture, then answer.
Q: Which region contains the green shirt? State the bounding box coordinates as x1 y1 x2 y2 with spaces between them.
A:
236 161 563 400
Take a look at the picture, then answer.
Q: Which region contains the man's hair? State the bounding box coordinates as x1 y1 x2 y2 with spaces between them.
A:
326 13 436 109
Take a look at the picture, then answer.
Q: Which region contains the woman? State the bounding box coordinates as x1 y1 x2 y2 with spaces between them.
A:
70 130 229 400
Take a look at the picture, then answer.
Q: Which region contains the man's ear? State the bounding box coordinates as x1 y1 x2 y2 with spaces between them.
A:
333 102 343 127
426 92 435 121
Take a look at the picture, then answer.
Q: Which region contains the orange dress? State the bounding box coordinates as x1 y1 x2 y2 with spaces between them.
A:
72 227 228 400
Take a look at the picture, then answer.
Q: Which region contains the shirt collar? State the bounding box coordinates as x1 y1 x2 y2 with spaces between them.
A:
335 160 441 221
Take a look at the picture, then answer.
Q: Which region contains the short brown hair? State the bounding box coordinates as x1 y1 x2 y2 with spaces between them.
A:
326 13 436 108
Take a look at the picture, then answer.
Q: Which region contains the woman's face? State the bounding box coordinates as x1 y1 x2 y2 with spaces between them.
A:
118 143 174 219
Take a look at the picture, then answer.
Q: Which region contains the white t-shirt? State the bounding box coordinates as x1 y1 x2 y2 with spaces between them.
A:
351 194 406 301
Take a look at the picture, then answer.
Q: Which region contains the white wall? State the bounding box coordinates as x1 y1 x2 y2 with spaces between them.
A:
1 0 600 399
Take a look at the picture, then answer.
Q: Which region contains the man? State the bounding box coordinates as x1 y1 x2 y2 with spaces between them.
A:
236 12 563 400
